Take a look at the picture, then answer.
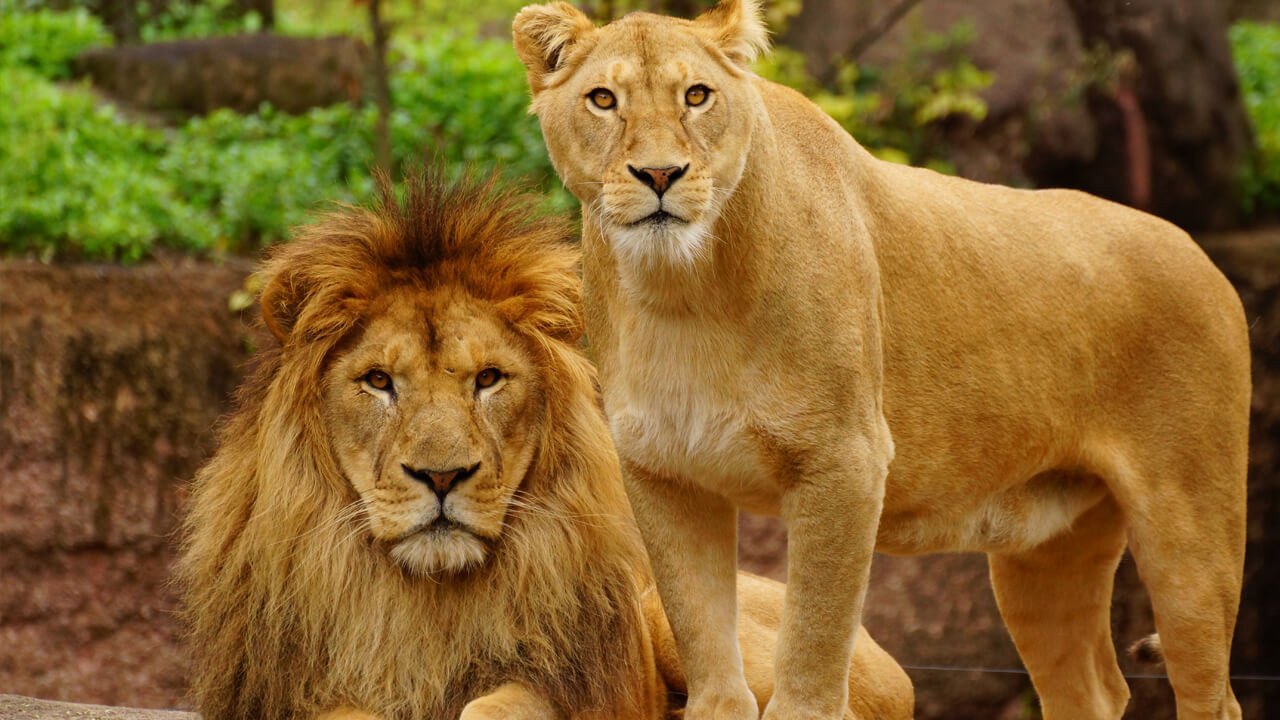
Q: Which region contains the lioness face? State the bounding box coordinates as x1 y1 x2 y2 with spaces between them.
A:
517 7 762 268
322 288 543 575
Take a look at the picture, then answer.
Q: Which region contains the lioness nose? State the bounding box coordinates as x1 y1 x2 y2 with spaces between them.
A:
628 164 687 197
402 463 477 500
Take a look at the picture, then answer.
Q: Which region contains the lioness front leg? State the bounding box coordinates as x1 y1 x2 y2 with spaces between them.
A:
764 442 888 720
459 682 559 720
623 463 759 720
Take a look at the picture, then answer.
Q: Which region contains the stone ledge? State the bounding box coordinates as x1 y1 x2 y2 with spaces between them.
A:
0 695 195 720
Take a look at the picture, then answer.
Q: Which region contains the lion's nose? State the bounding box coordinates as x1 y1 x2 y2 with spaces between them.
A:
628 164 687 197
402 463 477 501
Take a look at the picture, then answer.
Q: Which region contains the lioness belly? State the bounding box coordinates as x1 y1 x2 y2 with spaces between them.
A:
875 468 1109 555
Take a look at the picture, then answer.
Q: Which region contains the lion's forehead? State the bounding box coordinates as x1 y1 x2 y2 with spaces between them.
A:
353 297 524 375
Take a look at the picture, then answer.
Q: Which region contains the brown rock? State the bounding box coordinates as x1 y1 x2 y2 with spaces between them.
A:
1043 0 1254 230
785 0 1255 230
0 694 194 719
0 260 256 708
782 0 1090 186
73 34 366 118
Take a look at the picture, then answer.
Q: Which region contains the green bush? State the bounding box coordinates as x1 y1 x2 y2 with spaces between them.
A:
1231 20 1280 215
0 67 212 261
0 2 110 79
755 22 993 172
0 4 566 261
157 105 371 252
390 32 570 209
137 0 265 43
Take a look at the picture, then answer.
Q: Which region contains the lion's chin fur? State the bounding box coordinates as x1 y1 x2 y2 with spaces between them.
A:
390 529 489 576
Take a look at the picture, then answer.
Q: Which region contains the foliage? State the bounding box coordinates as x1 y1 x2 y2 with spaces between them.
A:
388 33 570 209
0 2 110 79
0 67 210 261
276 0 527 36
1230 20 1280 215
137 0 265 43
756 21 993 172
0 3 565 261
0 2 993 261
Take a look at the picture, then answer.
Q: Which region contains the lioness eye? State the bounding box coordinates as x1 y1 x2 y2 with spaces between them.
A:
364 370 392 392
475 368 501 390
588 88 616 110
685 85 710 107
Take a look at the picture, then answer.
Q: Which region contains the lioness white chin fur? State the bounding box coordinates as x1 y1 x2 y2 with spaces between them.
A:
514 2 1250 719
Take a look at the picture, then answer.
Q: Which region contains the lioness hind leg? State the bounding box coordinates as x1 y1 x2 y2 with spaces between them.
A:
1120 467 1245 720
989 496 1131 720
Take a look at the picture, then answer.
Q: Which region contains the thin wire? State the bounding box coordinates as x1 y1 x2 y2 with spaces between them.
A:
899 664 1280 682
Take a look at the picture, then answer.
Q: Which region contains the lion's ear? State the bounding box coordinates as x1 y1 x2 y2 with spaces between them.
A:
693 0 769 67
259 269 301 344
513 2 595 92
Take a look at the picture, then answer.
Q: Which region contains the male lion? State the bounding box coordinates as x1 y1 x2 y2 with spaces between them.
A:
513 2 1251 719
176 172 912 720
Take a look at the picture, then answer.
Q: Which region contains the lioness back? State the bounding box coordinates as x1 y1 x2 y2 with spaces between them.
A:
748 74 1248 554
867 147 1247 556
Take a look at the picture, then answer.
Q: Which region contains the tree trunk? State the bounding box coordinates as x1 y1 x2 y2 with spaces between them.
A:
367 0 394 176
1041 0 1254 230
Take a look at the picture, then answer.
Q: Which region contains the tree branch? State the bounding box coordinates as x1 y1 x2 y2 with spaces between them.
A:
821 0 928 85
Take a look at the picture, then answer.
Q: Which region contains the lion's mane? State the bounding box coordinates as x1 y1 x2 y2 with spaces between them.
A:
176 171 651 719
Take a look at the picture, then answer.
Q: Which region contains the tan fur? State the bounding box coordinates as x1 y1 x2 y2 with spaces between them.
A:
645 574 913 720
515 3 1251 719
177 170 912 720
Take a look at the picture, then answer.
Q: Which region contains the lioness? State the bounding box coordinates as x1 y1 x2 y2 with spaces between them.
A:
513 2 1250 719
176 172 912 720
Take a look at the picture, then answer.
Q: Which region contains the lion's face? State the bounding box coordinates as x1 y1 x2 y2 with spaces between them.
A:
515 2 767 268
322 288 543 575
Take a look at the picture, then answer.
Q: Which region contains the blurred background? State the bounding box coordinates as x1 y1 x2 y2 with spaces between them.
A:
0 0 1277 718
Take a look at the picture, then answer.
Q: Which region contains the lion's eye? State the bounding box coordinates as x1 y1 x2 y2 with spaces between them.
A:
685 85 710 107
364 370 393 392
588 88 616 110
475 368 502 390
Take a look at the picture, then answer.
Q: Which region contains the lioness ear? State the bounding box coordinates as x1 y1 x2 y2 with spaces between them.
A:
693 0 769 66
513 3 595 92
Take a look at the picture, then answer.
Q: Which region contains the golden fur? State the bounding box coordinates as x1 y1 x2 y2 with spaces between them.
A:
514 3 1251 720
176 170 913 720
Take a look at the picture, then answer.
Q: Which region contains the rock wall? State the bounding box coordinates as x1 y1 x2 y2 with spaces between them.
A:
0 260 255 708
